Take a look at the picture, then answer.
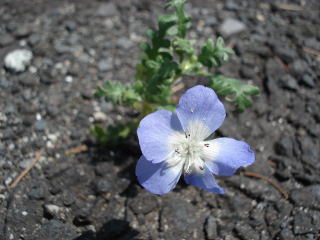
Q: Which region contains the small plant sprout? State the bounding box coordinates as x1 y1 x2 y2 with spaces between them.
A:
136 85 255 194
93 0 260 144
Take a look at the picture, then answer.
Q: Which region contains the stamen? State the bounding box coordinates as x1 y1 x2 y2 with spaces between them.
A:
175 148 180 154
184 158 192 174
204 143 209 147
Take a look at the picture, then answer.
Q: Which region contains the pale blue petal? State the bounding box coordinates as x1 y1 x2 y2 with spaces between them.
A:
203 138 255 176
176 85 226 140
184 166 224 194
137 110 182 163
136 155 182 195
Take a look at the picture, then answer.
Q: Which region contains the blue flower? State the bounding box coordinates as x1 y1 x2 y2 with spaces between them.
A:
136 85 255 194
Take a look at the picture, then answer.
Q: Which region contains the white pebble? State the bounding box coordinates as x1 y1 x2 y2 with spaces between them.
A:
94 112 107 122
4 49 33 73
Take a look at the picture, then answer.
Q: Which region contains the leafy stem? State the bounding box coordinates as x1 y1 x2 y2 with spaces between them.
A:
93 0 260 144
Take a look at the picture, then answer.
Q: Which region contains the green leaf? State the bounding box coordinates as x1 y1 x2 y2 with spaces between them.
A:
165 0 187 9
172 38 195 56
95 81 142 106
198 37 234 68
90 125 109 145
208 75 260 112
158 14 177 36
91 122 137 145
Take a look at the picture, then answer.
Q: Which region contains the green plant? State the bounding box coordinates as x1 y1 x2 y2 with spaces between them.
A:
92 0 260 144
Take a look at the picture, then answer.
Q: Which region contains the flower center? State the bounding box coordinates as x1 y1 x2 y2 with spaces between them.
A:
169 131 209 174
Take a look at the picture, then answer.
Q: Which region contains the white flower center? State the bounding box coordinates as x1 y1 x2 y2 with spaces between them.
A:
167 120 213 174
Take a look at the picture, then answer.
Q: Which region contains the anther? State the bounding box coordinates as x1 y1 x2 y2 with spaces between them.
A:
204 143 210 147
175 148 180 154
199 166 204 170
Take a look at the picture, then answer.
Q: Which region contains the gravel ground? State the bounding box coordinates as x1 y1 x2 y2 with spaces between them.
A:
0 0 319 239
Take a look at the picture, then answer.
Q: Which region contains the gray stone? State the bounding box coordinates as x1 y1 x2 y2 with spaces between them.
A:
278 228 294 240
18 72 39 87
96 3 118 17
4 49 33 73
33 220 78 240
28 182 48 200
12 24 33 38
301 74 316 88
0 33 14 47
160 196 205 239
94 178 113 194
34 119 47 131
225 0 241 10
19 159 33 169
304 38 320 50
128 192 158 215
62 191 75 206
291 185 320 210
94 162 113 176
39 69 57 85
116 37 133 49
274 135 293 157
74 207 91 225
206 17 217 26
98 59 113 72
64 21 77 31
294 211 317 234
299 137 319 168
3 104 16 115
28 34 41 46
0 76 12 89
279 74 298 91
205 215 218 240
274 47 297 63
266 58 286 79
235 222 260 240
219 18 246 36
290 59 308 75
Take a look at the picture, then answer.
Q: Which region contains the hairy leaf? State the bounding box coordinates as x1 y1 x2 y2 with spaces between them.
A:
208 76 260 112
198 37 234 68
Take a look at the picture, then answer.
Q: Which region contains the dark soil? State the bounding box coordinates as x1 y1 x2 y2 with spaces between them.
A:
0 0 320 239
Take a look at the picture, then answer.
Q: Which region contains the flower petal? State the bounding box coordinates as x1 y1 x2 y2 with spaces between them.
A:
184 166 224 194
137 110 182 163
136 155 182 195
202 138 255 176
176 85 226 140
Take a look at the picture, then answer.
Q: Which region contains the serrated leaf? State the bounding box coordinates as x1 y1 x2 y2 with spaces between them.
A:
95 81 141 106
198 37 234 68
208 76 260 112
158 15 177 35
173 38 194 56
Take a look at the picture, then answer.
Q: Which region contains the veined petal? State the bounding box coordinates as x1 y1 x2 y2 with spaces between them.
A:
136 155 183 195
176 85 226 140
202 138 255 176
137 110 182 163
184 166 224 194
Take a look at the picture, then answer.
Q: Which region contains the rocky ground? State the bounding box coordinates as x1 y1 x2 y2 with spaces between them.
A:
0 0 319 239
